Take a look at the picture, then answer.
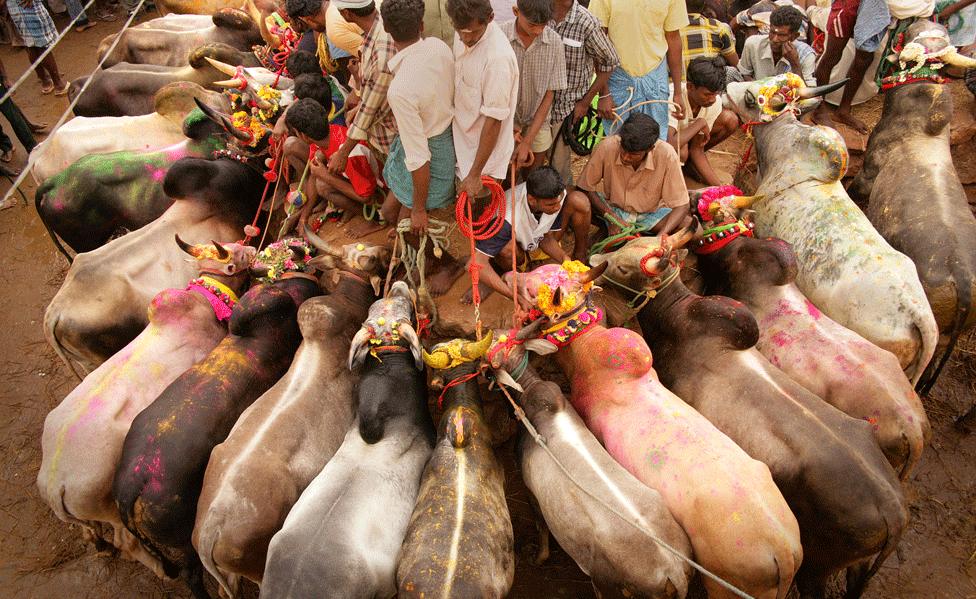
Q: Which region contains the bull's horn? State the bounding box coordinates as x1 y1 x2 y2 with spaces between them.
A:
670 227 695 250
578 261 608 284
798 78 849 99
460 331 494 360
213 78 246 88
551 286 563 307
303 224 343 258
175 234 201 257
211 240 230 261
732 194 763 208
220 116 252 142
422 348 451 370
399 322 424 370
204 56 238 77
347 326 372 371
944 48 976 68
516 317 547 340
194 96 227 125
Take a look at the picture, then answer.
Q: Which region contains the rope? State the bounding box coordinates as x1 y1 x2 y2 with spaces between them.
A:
456 176 508 339
587 210 647 258
1 0 148 208
436 370 479 409
508 161 520 329
395 216 452 332
0 0 99 106
492 380 756 599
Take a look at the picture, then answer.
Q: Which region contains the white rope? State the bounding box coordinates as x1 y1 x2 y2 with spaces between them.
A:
0 0 99 106
493 379 757 599
0 0 147 209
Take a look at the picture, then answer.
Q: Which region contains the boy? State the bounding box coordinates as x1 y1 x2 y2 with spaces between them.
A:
667 56 739 186
573 113 690 236
501 0 567 170
465 166 591 308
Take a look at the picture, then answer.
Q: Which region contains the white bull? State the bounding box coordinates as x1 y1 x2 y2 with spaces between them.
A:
725 75 938 383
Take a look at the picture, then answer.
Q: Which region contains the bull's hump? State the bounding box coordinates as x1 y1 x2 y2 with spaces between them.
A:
577 327 654 378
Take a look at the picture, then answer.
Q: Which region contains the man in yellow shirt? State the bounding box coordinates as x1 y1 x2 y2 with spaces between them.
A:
589 0 689 141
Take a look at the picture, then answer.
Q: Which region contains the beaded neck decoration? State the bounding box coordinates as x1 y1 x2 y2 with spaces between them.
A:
213 148 253 165
694 185 755 254
694 220 755 254
541 298 603 348
186 275 239 321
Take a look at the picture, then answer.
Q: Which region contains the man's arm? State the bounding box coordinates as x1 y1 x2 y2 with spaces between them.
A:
687 135 723 186
651 203 689 234
329 54 394 174
459 117 503 198
665 30 686 121
939 0 976 17
539 232 568 262
470 251 516 299
577 23 620 120
667 118 707 153
409 162 431 236
516 90 554 166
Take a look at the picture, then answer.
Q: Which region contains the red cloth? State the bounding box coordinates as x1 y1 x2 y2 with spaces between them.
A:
312 125 382 199
827 0 861 39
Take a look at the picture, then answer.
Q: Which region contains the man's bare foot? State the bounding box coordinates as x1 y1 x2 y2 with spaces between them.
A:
345 216 387 238
832 108 869 134
460 281 494 304
427 258 467 296
1 149 12 163
810 103 835 128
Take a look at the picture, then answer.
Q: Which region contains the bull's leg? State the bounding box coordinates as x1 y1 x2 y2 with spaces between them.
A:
184 551 212 599
956 403 975 432
795 567 828 599
844 559 872 599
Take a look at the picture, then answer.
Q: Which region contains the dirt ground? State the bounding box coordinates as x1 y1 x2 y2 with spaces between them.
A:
0 13 974 599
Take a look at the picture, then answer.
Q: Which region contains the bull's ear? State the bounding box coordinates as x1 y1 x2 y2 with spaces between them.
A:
212 7 257 31
494 369 524 392
308 255 337 271
675 248 689 264
525 339 558 355
589 252 608 267
369 275 383 297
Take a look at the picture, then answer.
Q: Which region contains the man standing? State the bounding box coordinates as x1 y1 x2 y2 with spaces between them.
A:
737 5 816 85
447 0 519 200
588 0 689 140
502 0 567 171
548 0 619 187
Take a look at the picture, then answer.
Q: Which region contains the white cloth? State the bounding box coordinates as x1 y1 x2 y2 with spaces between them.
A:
510 183 564 252
387 37 455 171
887 0 934 19
332 0 374 8
452 21 520 180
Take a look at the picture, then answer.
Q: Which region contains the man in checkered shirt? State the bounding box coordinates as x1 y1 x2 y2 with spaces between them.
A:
548 0 620 188
681 0 740 78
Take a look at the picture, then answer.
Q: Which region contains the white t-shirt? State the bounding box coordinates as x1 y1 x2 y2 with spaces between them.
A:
667 82 723 134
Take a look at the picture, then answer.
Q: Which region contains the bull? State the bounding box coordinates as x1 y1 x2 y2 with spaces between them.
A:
36 238 254 580
28 81 227 184
99 9 262 68
849 21 976 393
691 189 930 476
112 273 320 598
486 330 693 598
396 333 514 599
516 261 802 599
193 235 392 597
724 73 939 384
593 232 909 599
261 281 430 599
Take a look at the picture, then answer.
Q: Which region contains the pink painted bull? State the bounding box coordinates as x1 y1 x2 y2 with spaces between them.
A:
693 216 929 479
36 237 254 578
516 261 802 599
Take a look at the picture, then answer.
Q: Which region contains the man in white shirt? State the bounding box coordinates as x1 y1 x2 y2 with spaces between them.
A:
448 0 520 200
737 5 817 85
667 56 738 186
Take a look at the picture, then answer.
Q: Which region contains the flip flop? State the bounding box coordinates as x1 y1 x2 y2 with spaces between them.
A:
54 83 70 96
40 82 54 94
29 122 48 134
1 150 12 163
75 21 96 32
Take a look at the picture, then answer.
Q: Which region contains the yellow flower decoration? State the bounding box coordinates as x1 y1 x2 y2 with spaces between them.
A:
535 261 595 317
756 72 805 118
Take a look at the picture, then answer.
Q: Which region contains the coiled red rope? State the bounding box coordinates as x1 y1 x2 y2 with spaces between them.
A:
455 176 508 320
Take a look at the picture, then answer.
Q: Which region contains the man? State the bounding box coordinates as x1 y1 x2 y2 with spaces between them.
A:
502 0 567 170
548 0 619 187
681 0 739 72
737 5 816 85
285 0 336 73
589 0 689 141
326 0 398 185
668 56 738 186
447 0 519 200
810 0 892 132
465 166 591 307
573 113 690 237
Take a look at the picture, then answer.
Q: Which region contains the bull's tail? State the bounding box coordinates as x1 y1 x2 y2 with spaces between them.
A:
34 179 75 263
845 508 904 599
917 267 972 395
197 524 240 598
44 311 85 382
116 498 182 581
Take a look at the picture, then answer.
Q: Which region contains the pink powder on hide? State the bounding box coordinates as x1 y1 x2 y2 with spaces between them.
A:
770 330 793 348
805 299 822 320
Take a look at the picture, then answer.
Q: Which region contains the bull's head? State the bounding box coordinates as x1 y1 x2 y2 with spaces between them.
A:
250 236 317 282
590 230 694 298
175 234 257 277
422 332 494 371
691 185 763 225
890 20 976 72
348 281 424 370
516 260 608 323
725 73 848 123
485 326 558 392
192 96 255 144
304 224 391 296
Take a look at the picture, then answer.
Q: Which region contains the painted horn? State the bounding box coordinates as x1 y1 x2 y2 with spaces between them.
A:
303 224 343 258
211 240 230 261
460 331 494 360
220 115 253 142
213 78 246 88
422 347 451 370
577 261 609 284
732 194 763 208
515 317 547 340
943 48 976 68
670 227 695 250
798 78 850 99
347 326 372 371
175 234 201 257
204 56 239 77
399 322 424 370
194 96 228 125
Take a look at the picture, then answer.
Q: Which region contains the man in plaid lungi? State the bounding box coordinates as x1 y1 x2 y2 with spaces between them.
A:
5 0 69 94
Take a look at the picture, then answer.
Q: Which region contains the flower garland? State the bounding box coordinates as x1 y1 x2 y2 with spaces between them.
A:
252 238 316 283
697 185 744 222
535 260 596 318
755 72 804 121
880 31 953 90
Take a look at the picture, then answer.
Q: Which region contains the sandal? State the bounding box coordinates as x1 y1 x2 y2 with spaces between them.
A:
1 149 12 163
75 20 96 32
40 82 54 94
95 9 117 21
53 82 70 96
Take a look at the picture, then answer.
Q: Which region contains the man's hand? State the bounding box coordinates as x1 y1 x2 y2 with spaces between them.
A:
572 98 590 122
694 118 711 146
597 94 615 120
783 41 800 70
459 173 485 199
327 145 351 175
344 90 362 113
671 88 686 121
410 206 428 237
513 142 533 168
309 155 328 179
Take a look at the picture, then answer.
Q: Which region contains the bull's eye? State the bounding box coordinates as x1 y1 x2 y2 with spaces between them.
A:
745 91 757 109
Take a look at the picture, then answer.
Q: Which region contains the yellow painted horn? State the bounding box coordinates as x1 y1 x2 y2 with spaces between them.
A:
204 56 238 77
732 194 764 208
944 48 976 68
422 348 451 370
460 331 494 361
214 78 245 88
